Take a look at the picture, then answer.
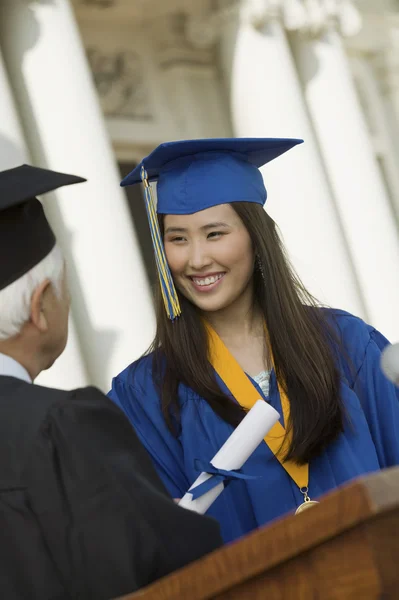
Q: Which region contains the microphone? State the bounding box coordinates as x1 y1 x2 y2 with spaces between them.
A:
381 343 399 386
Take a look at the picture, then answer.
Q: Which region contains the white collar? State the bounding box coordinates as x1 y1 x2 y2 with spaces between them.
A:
0 353 32 383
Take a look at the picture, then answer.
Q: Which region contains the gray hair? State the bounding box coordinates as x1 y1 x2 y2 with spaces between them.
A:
0 245 64 341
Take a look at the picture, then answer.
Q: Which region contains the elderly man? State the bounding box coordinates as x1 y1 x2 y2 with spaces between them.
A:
0 164 221 600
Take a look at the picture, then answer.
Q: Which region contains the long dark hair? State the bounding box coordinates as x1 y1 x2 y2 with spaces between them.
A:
148 202 344 464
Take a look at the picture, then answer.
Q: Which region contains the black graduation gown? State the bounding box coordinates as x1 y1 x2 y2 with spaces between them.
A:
0 376 222 600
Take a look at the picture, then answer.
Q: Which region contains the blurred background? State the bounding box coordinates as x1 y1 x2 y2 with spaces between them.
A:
0 0 398 392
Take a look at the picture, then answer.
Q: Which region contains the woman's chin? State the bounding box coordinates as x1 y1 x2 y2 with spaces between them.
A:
178 282 236 313
189 294 231 313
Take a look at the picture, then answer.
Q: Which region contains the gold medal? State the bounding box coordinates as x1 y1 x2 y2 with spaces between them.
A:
295 487 319 515
295 499 319 514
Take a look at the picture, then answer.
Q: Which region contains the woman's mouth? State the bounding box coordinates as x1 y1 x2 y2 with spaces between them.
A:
188 273 225 293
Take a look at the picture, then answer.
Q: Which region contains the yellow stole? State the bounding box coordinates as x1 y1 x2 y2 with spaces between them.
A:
205 321 316 510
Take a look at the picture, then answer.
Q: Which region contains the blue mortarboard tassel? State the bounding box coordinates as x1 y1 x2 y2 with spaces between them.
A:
140 166 181 320
189 459 259 500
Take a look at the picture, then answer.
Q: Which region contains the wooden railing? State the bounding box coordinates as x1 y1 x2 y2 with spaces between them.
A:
117 467 399 599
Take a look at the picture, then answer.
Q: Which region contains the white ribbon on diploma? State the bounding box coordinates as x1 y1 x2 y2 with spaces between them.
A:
178 400 280 514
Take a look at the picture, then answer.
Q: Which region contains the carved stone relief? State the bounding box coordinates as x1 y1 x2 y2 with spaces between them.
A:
152 12 215 69
86 48 153 119
183 0 362 45
212 0 363 38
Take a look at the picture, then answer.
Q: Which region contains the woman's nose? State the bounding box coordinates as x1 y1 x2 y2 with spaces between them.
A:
188 241 212 271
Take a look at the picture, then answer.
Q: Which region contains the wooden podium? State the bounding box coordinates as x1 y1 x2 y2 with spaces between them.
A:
117 467 399 599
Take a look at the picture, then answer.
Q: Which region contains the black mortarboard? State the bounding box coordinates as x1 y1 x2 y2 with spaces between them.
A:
0 164 86 291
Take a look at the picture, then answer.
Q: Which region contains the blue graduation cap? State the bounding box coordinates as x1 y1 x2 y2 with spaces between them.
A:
121 137 303 319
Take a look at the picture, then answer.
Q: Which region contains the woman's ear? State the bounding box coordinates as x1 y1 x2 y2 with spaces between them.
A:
30 279 51 332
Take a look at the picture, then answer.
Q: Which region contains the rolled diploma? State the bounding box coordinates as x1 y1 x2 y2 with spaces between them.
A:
178 400 280 514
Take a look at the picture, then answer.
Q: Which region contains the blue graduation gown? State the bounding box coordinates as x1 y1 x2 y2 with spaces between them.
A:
108 310 399 544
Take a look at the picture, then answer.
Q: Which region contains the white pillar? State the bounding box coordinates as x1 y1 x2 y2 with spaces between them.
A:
0 0 156 392
293 29 399 340
0 50 29 169
350 54 399 224
153 14 232 139
0 45 89 389
386 26 399 136
219 10 365 319
159 63 232 139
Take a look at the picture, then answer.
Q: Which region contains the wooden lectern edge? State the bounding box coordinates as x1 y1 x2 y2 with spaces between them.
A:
116 466 399 600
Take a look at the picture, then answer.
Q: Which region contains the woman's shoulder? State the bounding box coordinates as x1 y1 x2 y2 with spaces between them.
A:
317 307 390 376
111 349 195 403
112 352 157 389
319 307 390 346
320 307 374 340
110 352 167 408
109 352 167 423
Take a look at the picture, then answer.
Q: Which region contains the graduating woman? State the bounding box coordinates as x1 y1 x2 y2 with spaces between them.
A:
109 138 399 543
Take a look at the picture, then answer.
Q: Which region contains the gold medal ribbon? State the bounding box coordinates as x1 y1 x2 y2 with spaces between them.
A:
205 321 315 511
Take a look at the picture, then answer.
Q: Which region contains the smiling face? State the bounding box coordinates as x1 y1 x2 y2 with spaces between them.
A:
163 204 256 314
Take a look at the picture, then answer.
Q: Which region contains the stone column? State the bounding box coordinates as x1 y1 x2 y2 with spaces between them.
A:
0 0 156 391
384 25 399 141
218 0 365 319
0 49 29 169
350 52 399 224
152 11 232 139
292 3 399 339
0 44 89 389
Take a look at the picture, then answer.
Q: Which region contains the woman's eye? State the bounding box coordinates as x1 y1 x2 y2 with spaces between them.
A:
207 231 224 239
170 236 186 243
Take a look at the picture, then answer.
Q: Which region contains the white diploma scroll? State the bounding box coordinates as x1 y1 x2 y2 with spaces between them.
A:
178 400 280 514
